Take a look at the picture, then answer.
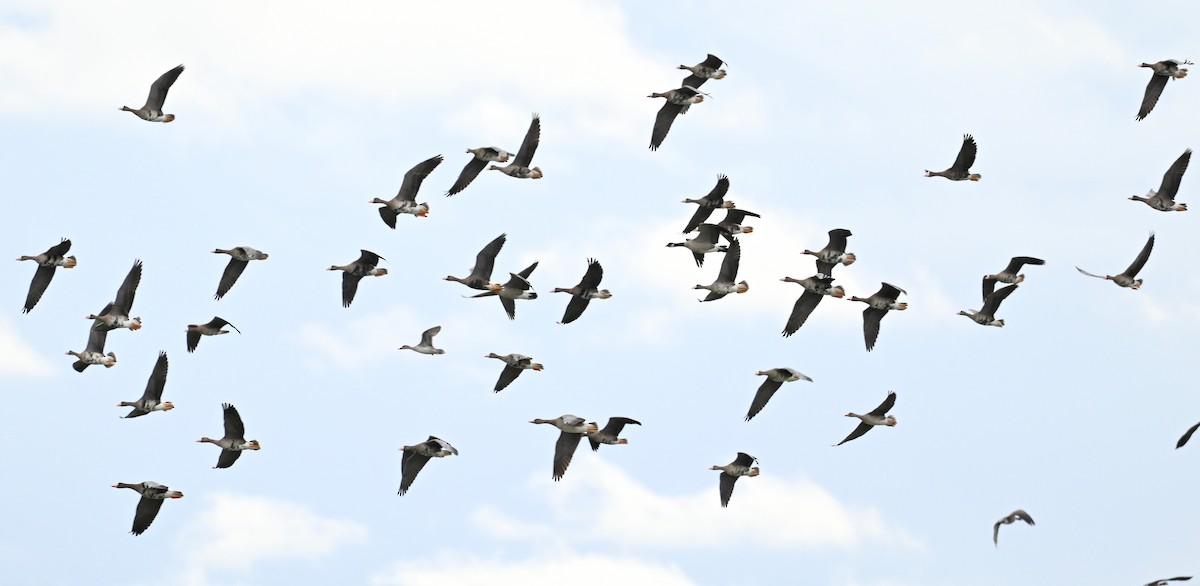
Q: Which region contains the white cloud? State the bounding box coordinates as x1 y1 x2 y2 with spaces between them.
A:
0 315 53 379
371 551 697 586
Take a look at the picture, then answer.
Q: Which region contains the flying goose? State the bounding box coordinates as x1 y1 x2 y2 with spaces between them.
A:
530 415 599 481
87 260 143 332
445 233 507 291
490 114 543 179
587 417 641 451
212 246 269 300
746 368 813 421
1130 149 1191 212
836 391 897 446
982 256 1044 301
993 509 1035 546
1144 577 1193 586
959 284 1018 327
1176 421 1200 449
120 64 185 122
17 238 75 313
553 258 611 324
197 403 260 469
802 229 855 277
186 317 240 353
711 452 759 508
398 436 458 495
648 86 704 151
717 208 760 235
1076 232 1154 289
679 54 727 88
112 481 183 535
681 175 733 233
695 238 748 302
370 154 443 227
487 269 538 320
780 275 845 336
924 134 981 181
399 326 445 355
447 147 513 196
667 223 730 267
486 353 543 392
66 325 116 372
118 351 172 418
1137 59 1191 121
849 283 908 351
329 249 387 307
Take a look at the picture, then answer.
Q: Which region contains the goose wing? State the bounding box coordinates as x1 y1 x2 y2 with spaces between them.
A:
552 431 584 481
980 284 1018 316
468 234 507 283
23 264 58 313
446 157 488 196
950 134 977 173
1177 421 1200 448
716 239 741 284
113 260 143 314
836 421 875 446
746 378 783 421
512 114 541 168
377 206 398 230
143 64 184 111
214 449 242 469
398 450 432 495
782 290 824 337
419 325 441 346
869 391 897 416
1137 73 1170 121
1122 232 1155 278
341 273 366 308
139 351 169 403
221 403 246 440
560 296 590 324
1003 256 1045 274
215 257 248 300
494 364 523 392
396 154 444 202
650 100 686 151
862 307 887 351
1157 149 1192 201
718 472 739 507
131 495 166 536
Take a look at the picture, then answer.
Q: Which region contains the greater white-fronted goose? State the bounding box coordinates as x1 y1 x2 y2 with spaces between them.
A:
112 481 183 535
695 238 748 302
329 249 387 307
992 508 1034 546
487 268 538 320
445 233 506 291
66 326 116 372
850 283 907 351
447 147 513 196
587 417 641 451
1130 149 1191 212
681 175 733 233
1176 421 1200 449
186 317 240 353
679 54 727 88
780 275 845 336
711 452 759 508
197 403 260 469
118 351 172 418
212 246 268 300
399 326 445 355
486 352 543 392
836 391 897 446
490 114 543 179
746 368 812 421
717 208 759 235
120 64 184 123
959 284 1018 327
1144 577 1193 586
17 238 75 313
648 86 704 151
982 256 1044 301
554 258 611 324
667 223 730 267
802 229 855 277
370 154 443 228
1076 232 1154 289
1137 59 1191 121
398 436 458 496
924 134 981 181
530 415 598 481
87 260 143 331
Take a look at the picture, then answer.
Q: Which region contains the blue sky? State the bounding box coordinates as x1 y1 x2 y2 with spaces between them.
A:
2 1 1199 584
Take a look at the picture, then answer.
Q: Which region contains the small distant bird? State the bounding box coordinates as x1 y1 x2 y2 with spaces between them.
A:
329 249 387 307
993 509 1035 546
553 258 611 324
66 326 116 372
17 238 75 313
118 351 172 418
370 154 443 227
1144 577 1193 586
399 326 445 355
746 368 812 421
710 452 759 508
1137 59 1191 121
490 114 543 179
488 269 538 320
849 283 908 352
924 134 981 181
1076 232 1155 290
780 275 845 336
120 64 185 123
1130 149 1191 212
486 352 543 392
186 317 240 353
398 436 458 496
836 391 897 446
679 54 727 89
648 86 704 151
87 260 143 332
447 147 513 196
667 223 730 267
587 417 641 451
1176 421 1200 449
197 403 260 469
212 246 269 300
982 256 1044 301
681 175 733 233
695 238 748 302
530 415 599 481
802 229 856 277
445 233 507 291
958 284 1019 327
112 481 183 535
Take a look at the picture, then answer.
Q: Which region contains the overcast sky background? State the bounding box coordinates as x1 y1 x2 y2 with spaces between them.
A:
2 1 1199 584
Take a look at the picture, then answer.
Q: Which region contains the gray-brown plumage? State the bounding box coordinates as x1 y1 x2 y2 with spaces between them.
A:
17 238 75 313
197 403 260 469
329 249 387 307
746 368 812 421
87 260 143 332
849 283 908 351
186 317 240 353
587 417 641 451
667 223 730 267
924 134 981 181
1144 577 1193 586
118 351 172 418
212 246 269 300
120 65 185 122
1076 232 1155 289
802 229 855 277
717 208 759 235
489 115 542 179
780 276 845 336
112 481 183 535
553 258 611 324
695 238 747 302
982 256 1044 301
958 284 1019 327
1137 59 1191 121
447 147 512 196
66 324 115 372
681 175 733 233
530 415 598 481
679 54 727 89
1130 149 1191 212
371 155 443 228
648 87 703 151
398 436 458 496
711 452 759 508
486 353 543 392
836 391 898 446
993 508 1035 546
1177 421 1200 449
445 234 506 291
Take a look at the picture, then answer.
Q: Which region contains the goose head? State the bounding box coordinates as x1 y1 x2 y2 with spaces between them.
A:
196 437 218 444
647 92 667 99
369 197 390 205
956 310 976 319
487 164 504 171
484 352 503 359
